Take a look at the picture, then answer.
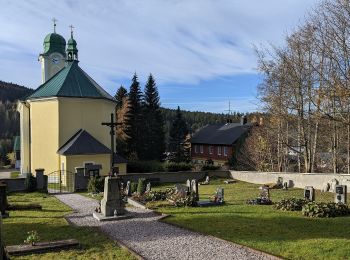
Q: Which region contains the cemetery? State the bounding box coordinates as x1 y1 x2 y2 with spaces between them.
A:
0 170 349 259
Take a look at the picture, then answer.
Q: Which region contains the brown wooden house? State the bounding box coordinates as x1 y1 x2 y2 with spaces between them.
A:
191 117 252 166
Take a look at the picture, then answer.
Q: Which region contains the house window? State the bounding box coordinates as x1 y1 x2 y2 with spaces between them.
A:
194 145 198 154
209 146 213 154
200 145 204 154
224 146 228 157
217 146 222 156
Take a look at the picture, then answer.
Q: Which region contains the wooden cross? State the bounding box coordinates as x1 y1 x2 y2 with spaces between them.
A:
52 18 57 33
102 113 122 175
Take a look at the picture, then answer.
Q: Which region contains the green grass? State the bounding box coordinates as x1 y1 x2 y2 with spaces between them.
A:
152 179 350 260
3 192 135 260
10 172 20 178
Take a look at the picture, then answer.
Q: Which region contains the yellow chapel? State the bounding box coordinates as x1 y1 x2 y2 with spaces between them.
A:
18 25 127 177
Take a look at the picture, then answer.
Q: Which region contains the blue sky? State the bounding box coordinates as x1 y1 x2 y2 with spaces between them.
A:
0 0 319 113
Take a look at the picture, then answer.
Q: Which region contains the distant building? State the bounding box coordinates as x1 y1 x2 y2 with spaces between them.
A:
190 116 252 166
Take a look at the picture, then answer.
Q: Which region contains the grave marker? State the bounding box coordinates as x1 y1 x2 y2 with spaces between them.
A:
335 185 347 204
146 182 151 193
191 179 199 201
125 181 131 196
93 177 131 221
0 182 8 218
260 185 270 199
186 179 191 192
304 186 315 201
216 187 224 203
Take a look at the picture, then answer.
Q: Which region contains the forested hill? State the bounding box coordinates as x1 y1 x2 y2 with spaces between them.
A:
0 81 33 102
161 108 243 133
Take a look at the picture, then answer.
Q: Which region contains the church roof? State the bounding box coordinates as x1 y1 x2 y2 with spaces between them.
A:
27 61 115 102
57 129 128 163
191 122 253 145
57 129 111 155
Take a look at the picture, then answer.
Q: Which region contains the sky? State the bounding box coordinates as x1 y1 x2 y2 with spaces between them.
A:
0 0 319 113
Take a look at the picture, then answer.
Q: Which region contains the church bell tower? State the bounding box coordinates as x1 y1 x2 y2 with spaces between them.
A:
39 19 66 83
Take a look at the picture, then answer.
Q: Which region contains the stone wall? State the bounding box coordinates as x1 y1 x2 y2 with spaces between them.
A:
230 171 350 190
119 171 230 184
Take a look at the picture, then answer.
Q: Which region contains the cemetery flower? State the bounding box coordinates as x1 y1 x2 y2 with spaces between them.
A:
24 230 40 246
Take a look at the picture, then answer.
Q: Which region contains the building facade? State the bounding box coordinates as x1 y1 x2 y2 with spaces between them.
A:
191 118 252 166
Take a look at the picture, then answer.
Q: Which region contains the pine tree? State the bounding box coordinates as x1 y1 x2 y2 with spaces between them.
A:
115 85 127 109
124 73 143 158
141 74 165 160
169 106 188 162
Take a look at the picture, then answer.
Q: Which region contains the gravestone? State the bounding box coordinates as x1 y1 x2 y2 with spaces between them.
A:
304 186 315 201
329 179 339 192
191 179 199 201
277 177 283 187
186 179 191 192
175 184 188 197
0 182 8 218
35 168 45 190
93 177 131 221
335 185 347 204
260 185 270 199
146 182 151 193
125 181 131 196
201 175 210 185
216 187 224 203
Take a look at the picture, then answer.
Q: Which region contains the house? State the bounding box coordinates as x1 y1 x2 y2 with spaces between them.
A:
191 117 252 166
17 25 126 177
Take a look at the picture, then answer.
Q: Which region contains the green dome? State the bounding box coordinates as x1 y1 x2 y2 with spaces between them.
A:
67 38 78 53
43 33 66 56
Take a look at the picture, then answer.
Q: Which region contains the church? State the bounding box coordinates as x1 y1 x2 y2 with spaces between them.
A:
18 24 127 177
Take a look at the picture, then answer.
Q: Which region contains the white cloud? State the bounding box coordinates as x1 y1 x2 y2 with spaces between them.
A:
0 0 319 93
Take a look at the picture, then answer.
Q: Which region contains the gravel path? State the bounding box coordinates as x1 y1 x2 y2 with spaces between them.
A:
56 193 278 260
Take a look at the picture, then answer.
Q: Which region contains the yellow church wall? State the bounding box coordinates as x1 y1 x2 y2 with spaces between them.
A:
64 154 111 176
116 163 127 174
18 101 31 174
29 98 60 175
58 97 116 149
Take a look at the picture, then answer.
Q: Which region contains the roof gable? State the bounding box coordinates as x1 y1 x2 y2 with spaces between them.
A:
57 129 111 155
27 61 115 101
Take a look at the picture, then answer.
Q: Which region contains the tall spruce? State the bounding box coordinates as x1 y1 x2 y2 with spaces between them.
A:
125 73 143 158
115 85 127 109
169 106 188 162
141 74 165 160
115 86 129 157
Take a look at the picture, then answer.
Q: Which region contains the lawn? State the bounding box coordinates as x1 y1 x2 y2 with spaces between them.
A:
3 192 135 260
10 172 20 178
152 179 350 260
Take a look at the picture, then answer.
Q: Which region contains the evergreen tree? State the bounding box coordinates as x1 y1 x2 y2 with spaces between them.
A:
124 73 143 158
115 85 127 109
141 74 165 160
169 106 188 162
